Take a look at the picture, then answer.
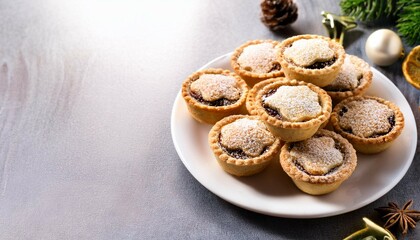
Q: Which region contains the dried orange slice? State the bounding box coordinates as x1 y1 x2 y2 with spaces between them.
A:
403 45 420 90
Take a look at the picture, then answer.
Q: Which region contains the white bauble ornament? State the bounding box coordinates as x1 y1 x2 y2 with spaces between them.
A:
365 29 404 66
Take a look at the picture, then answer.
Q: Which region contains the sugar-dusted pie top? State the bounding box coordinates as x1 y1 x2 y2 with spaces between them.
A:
264 85 322 122
339 99 395 138
190 74 241 102
284 39 334 67
220 118 275 157
325 55 362 91
237 42 280 73
290 136 343 175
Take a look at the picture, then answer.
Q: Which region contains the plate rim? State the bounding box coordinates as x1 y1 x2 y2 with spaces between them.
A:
171 52 417 218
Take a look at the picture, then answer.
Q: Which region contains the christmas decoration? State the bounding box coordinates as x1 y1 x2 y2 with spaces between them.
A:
375 200 420 235
365 29 404 66
260 0 298 31
402 45 420 89
321 11 357 45
340 0 420 45
343 218 396 240
397 0 420 46
340 0 397 21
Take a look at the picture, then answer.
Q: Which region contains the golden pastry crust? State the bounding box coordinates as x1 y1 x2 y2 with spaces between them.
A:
231 39 284 87
246 77 284 115
251 79 332 142
278 35 345 87
324 55 373 104
182 68 249 124
280 129 357 195
209 115 281 176
331 96 405 154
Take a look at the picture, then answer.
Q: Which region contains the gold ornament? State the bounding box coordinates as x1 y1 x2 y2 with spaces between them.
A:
344 218 396 240
321 11 357 45
365 29 404 66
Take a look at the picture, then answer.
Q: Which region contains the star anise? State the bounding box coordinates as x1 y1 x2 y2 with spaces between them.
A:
375 200 420 235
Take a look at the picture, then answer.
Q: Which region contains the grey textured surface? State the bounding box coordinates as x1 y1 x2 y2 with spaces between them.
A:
0 0 418 239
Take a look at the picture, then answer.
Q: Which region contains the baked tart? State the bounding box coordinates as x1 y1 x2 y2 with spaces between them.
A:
280 129 357 195
278 35 345 87
182 68 249 124
209 115 281 176
246 77 283 115
231 39 284 87
323 54 373 103
331 96 404 154
251 79 332 142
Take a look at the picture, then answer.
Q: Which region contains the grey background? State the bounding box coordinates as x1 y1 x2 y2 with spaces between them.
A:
0 0 418 239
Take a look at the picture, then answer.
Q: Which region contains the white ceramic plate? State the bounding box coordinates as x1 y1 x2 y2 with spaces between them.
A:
171 53 417 218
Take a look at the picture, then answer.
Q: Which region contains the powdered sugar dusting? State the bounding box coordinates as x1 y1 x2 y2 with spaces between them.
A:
264 86 322 122
190 74 241 102
339 99 394 138
284 39 334 67
290 136 343 175
237 42 280 73
220 118 275 157
325 56 361 91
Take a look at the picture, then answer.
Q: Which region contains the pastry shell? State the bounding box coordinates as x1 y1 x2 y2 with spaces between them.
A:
251 79 332 142
330 96 405 154
278 35 345 87
182 68 249 124
208 115 281 176
280 129 357 195
231 39 284 87
246 77 284 115
324 55 373 104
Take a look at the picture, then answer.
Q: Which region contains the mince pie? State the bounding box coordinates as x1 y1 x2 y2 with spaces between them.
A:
323 54 373 103
251 79 332 142
278 35 345 87
280 129 357 195
182 68 249 124
246 77 283 115
331 96 404 154
231 39 284 87
209 115 281 176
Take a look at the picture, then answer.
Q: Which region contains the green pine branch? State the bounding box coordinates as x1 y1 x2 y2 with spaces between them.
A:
340 0 420 45
340 0 396 21
396 0 420 45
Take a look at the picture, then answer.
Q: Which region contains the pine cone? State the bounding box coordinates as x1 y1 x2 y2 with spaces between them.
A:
260 0 298 31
